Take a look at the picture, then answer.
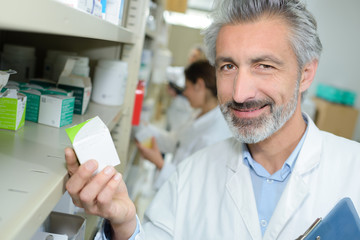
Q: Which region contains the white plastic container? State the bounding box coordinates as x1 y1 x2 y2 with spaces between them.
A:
91 59 128 106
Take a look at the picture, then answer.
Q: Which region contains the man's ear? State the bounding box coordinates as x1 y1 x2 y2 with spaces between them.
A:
299 59 319 93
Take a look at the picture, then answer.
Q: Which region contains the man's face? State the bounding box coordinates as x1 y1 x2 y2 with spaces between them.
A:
215 17 301 144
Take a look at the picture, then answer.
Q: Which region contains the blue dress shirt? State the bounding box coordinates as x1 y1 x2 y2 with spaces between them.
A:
243 120 309 235
102 215 140 240
102 115 309 238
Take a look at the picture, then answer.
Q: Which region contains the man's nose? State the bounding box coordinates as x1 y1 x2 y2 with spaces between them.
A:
232 69 256 103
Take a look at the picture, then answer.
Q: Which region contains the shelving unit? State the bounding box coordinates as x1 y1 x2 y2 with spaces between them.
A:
0 0 150 239
0 0 134 43
0 102 122 240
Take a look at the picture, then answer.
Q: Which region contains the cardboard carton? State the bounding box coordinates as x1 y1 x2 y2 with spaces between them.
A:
58 58 92 115
38 94 75 128
166 0 187 13
0 89 27 131
313 97 359 139
66 116 120 174
20 89 41 122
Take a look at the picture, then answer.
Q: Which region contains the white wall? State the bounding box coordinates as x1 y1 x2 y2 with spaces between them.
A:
305 0 360 141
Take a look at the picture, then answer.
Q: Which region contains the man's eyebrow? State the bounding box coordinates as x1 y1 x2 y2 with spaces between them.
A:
215 57 235 67
250 55 284 66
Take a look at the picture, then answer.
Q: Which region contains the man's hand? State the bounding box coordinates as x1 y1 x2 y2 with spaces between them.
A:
135 137 164 169
64 147 137 240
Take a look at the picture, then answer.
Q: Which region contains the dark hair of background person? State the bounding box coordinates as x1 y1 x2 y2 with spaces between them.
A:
184 60 217 97
168 81 184 95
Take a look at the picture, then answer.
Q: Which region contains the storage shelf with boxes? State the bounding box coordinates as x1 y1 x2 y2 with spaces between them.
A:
313 83 359 139
0 0 149 238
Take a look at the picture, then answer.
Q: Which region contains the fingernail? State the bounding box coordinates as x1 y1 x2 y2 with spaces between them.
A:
114 173 121 181
104 166 114 175
85 160 96 171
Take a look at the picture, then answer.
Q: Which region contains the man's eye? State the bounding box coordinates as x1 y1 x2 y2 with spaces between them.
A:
221 64 236 71
258 64 273 69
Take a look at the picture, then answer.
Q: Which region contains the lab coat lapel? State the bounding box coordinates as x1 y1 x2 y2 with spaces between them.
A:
226 153 262 240
263 172 309 240
263 115 323 239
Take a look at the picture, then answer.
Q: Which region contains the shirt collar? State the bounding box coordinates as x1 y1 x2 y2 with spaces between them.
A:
243 114 309 181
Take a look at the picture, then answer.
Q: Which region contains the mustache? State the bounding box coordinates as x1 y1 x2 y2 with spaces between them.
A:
224 99 274 111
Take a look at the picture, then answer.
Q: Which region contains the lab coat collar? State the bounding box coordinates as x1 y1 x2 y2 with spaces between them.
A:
292 113 323 175
264 113 323 239
225 138 243 172
226 140 263 239
225 113 323 239
225 113 322 175
191 106 221 129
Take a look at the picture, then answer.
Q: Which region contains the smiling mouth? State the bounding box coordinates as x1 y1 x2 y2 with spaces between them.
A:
236 104 268 112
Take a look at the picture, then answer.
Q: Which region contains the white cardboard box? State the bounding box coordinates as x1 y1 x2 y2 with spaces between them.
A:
38 94 75 127
66 116 120 174
0 89 27 131
58 58 92 115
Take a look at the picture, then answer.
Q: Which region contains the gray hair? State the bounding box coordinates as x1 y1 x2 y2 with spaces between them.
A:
203 0 323 69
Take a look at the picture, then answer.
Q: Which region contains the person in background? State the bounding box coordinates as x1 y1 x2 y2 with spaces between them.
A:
136 60 232 189
164 66 192 131
187 45 206 65
165 45 207 131
64 0 360 239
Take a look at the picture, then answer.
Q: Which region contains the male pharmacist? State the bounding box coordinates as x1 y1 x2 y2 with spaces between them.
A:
65 0 360 239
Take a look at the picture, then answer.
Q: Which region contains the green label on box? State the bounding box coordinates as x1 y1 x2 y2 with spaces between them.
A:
0 98 17 129
0 97 26 130
66 117 93 144
58 84 85 115
21 91 40 122
60 97 75 127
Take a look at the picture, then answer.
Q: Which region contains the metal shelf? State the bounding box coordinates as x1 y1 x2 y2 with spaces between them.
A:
0 102 122 239
0 0 134 44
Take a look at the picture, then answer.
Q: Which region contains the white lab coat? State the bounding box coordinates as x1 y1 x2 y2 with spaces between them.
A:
135 114 360 239
148 106 232 189
166 95 193 131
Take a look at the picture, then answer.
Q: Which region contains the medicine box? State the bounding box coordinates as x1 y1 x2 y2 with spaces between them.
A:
20 89 41 122
43 87 73 96
38 94 75 128
313 97 359 139
58 77 91 115
0 89 27 131
29 78 57 88
66 116 120 174
316 83 357 106
58 58 92 115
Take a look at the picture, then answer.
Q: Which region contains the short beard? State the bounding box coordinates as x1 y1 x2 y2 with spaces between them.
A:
220 83 299 144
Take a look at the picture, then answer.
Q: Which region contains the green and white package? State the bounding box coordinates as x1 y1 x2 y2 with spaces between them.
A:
66 116 120 174
0 89 27 131
58 58 92 115
38 94 75 128
20 89 41 122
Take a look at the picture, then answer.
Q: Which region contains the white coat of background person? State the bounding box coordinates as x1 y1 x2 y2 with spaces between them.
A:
64 0 360 239
136 60 232 189
165 45 207 131
164 66 193 131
